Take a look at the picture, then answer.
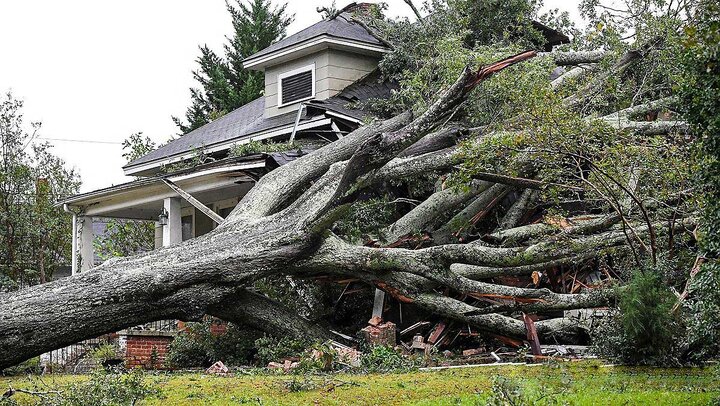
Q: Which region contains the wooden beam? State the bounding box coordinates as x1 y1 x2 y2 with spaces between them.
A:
372 288 386 319
522 313 543 356
161 178 224 225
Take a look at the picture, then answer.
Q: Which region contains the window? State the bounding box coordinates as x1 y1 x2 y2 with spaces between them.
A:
278 64 315 107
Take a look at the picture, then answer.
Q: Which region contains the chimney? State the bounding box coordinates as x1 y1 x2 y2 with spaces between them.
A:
342 2 378 16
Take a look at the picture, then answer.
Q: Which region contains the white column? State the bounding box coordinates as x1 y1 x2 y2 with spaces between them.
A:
71 213 78 275
162 197 182 247
79 216 95 271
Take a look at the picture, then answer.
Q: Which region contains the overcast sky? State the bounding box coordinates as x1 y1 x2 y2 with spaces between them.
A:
0 0 581 193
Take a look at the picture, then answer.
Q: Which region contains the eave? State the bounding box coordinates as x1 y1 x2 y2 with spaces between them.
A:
243 34 389 71
122 116 332 177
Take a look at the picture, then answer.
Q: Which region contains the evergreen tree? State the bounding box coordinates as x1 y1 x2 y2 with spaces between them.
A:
174 0 293 134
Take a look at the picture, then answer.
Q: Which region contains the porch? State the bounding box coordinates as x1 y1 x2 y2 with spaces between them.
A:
61 157 268 273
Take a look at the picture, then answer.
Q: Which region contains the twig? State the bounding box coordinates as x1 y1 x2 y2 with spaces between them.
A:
403 0 423 20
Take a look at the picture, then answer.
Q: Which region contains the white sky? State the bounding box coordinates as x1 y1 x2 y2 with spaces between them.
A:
0 0 581 193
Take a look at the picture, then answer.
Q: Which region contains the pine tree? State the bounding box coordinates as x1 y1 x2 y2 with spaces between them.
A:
174 0 293 134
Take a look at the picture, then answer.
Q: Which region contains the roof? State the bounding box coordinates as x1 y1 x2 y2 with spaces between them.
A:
531 21 571 51
67 155 267 206
123 97 333 175
125 69 395 176
126 98 266 169
306 69 398 120
61 152 311 213
243 12 387 68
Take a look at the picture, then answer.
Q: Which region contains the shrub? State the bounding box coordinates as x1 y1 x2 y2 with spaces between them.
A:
59 368 158 405
90 343 121 365
166 320 259 368
253 335 310 366
485 375 568 405
1 368 158 406
359 345 417 373
1 357 41 376
592 268 685 365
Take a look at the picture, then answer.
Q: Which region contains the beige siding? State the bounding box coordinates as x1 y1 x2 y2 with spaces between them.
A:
263 49 380 118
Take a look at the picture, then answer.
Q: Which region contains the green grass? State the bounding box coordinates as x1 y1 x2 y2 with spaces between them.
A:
2 362 718 405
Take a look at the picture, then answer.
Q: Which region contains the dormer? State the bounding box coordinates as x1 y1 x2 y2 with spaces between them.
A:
243 4 389 118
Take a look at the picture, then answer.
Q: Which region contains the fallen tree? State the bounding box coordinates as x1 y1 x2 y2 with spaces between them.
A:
0 2 701 368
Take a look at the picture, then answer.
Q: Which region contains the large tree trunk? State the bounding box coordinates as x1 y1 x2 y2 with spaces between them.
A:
0 50 692 369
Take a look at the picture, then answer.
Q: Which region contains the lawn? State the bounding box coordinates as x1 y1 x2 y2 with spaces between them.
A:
1 362 718 405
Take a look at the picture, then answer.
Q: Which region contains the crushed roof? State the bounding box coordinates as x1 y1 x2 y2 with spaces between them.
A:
125 98 297 169
126 70 396 171
306 70 398 120
244 13 385 63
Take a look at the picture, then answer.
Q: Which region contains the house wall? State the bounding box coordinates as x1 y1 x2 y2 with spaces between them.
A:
264 49 379 118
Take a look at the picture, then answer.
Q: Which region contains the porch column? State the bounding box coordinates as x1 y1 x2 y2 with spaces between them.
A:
79 216 95 271
162 197 182 247
71 213 78 275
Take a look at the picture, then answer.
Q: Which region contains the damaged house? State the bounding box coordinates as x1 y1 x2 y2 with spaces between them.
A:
56 3 568 369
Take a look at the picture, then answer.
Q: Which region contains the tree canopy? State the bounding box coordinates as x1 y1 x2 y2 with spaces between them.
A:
0 92 80 289
173 0 293 134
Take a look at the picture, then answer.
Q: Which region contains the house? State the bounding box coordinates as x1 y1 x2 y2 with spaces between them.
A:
61 3 569 273
56 2 568 369
61 3 398 274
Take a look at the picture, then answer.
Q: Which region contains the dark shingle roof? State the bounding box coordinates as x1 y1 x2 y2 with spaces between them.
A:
125 98 298 169
125 73 396 172
244 13 385 63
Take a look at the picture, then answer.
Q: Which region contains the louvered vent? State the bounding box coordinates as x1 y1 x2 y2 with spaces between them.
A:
280 70 313 105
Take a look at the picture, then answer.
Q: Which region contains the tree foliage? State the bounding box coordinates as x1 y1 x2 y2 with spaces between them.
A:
94 134 156 261
680 0 720 360
0 92 80 289
173 0 293 134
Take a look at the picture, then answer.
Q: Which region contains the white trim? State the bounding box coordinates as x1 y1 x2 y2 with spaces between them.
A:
168 163 265 183
324 110 364 124
123 117 332 176
243 35 389 70
66 162 265 206
277 63 315 108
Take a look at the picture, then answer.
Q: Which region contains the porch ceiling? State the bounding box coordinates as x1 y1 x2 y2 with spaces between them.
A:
63 162 261 220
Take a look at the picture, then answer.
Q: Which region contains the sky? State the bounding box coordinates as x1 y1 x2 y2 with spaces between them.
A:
0 0 581 193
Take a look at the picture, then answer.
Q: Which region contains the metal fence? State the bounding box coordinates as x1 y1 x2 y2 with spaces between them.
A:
40 337 109 373
125 319 178 333
39 320 179 373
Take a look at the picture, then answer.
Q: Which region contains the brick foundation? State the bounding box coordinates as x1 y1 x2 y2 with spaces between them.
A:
124 334 173 369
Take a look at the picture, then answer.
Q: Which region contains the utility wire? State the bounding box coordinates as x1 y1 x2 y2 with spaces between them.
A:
35 137 122 145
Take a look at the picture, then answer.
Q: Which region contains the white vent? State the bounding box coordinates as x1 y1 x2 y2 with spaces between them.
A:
278 64 315 107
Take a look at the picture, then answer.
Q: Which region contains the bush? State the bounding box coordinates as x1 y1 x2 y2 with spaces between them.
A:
485 375 568 405
166 320 259 368
592 268 685 365
254 335 310 366
1 368 158 406
90 343 121 365
1 357 41 376
60 368 158 405
359 345 417 373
